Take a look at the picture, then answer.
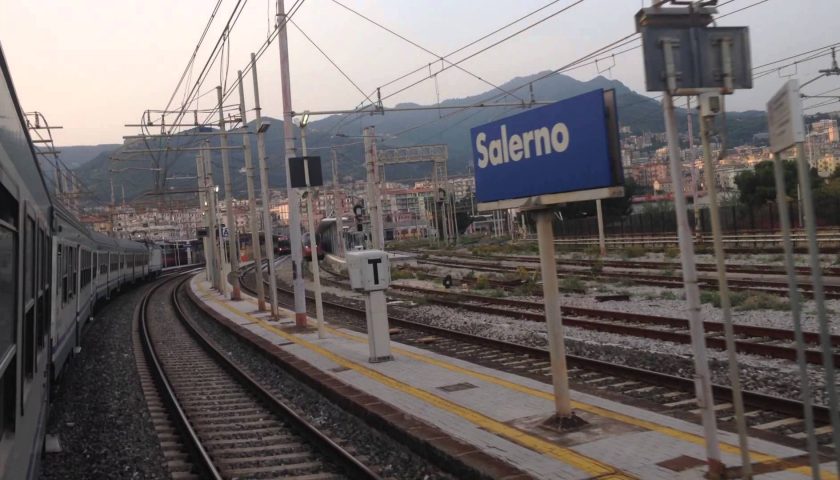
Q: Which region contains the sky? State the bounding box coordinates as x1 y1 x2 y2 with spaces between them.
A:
1 0 839 146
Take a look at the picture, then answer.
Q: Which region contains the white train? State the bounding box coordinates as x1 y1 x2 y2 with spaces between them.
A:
0 43 163 479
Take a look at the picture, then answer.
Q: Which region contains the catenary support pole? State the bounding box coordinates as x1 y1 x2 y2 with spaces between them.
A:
302 152 325 339
363 126 384 249
687 97 701 241
277 0 307 326
203 143 225 296
249 57 280 318
236 71 266 312
663 91 723 475
217 86 241 300
771 152 821 479
699 112 752 478
794 142 840 470
535 210 572 418
332 148 345 256
196 152 214 285
595 199 606 256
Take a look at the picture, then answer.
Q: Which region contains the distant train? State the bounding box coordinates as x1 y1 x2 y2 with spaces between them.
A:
0 43 164 479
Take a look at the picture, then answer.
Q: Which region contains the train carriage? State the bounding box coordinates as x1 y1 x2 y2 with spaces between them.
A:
0 42 169 479
0 42 55 480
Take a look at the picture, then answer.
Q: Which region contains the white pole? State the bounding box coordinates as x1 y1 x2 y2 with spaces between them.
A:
794 142 840 469
332 148 345 256
536 210 572 418
196 153 214 284
663 90 723 473
206 148 227 297
236 73 267 311
217 86 241 300
699 110 752 477
276 0 307 327
687 97 701 240
302 152 325 339
363 126 382 249
771 151 822 477
596 199 606 256
250 57 280 318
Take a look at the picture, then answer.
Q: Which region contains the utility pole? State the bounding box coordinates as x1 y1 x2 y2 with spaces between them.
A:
237 70 267 312
687 97 701 240
299 125 325 339
203 143 226 296
249 57 280 318
332 148 345 256
363 126 384 249
217 86 241 300
277 0 307 326
196 150 216 287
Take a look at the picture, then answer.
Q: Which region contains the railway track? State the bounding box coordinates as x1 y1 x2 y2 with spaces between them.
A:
138 271 380 479
387 284 840 368
456 252 840 278
416 256 840 300
239 266 837 452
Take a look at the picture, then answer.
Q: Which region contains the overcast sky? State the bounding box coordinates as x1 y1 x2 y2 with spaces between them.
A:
1 0 838 146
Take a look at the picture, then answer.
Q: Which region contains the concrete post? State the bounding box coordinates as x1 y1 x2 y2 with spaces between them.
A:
236 72 266 312
217 86 241 300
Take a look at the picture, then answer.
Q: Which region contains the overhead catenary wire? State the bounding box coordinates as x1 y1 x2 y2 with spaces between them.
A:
329 0 526 102
289 19 376 107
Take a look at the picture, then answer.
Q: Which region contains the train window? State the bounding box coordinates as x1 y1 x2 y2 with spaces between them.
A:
23 309 33 379
0 358 16 434
0 183 16 227
71 247 77 297
61 245 68 304
24 217 33 304
0 227 16 359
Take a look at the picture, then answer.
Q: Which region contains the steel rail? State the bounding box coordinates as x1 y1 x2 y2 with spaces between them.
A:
237 267 833 426
172 276 382 480
416 257 840 299
139 273 222 480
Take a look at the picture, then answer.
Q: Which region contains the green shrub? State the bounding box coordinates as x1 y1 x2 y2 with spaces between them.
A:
559 276 586 293
391 268 416 280
700 290 788 311
621 245 647 259
590 259 604 275
700 290 721 307
583 245 601 258
475 275 491 290
415 271 435 281
664 246 680 259
660 290 678 300
736 292 788 311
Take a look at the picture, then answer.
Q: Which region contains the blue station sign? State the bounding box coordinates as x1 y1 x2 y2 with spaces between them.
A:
470 89 622 205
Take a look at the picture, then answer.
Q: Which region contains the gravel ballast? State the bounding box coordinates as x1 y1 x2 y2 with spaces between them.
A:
40 285 168 480
179 284 454 480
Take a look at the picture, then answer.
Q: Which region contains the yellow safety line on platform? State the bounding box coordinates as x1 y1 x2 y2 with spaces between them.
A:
200 279 835 479
196 282 635 479
328 327 835 480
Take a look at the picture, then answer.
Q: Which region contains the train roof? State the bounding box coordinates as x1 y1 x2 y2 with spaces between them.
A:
0 42 52 213
115 237 148 253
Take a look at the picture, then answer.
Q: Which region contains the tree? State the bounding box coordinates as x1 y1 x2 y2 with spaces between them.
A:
734 160 820 207
557 178 641 219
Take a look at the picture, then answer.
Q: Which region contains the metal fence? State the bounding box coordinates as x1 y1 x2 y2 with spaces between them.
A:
555 198 840 238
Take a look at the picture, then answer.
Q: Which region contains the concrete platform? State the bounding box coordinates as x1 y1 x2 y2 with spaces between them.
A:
190 275 838 480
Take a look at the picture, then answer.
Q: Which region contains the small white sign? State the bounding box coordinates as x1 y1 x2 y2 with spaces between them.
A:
767 79 805 154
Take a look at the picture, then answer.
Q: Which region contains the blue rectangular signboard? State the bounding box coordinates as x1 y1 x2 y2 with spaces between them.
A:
470 89 622 204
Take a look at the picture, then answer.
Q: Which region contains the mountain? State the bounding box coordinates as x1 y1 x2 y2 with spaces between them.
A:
73 71 769 203
57 144 121 168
